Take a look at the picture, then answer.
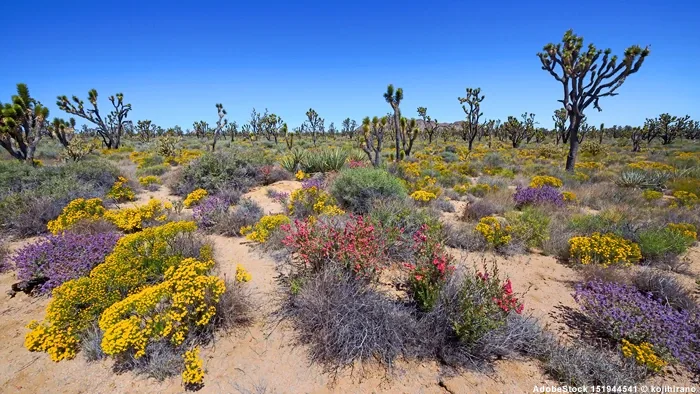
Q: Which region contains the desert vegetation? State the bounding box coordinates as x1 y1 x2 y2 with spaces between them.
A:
0 30 698 392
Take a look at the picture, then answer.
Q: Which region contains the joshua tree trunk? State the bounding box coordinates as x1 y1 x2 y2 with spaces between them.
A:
565 115 582 171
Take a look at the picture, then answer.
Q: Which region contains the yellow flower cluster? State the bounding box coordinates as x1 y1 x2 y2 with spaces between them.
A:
642 189 663 201
410 190 437 203
621 339 666 372
288 187 344 216
628 161 674 173
182 347 204 386
103 199 172 232
138 175 161 186
575 161 603 170
569 232 642 267
295 170 307 180
562 191 577 202
573 171 590 182
475 216 512 247
470 183 496 196
399 161 421 178
184 189 208 208
168 149 202 166
25 221 199 361
240 214 291 243
129 151 153 168
47 198 106 234
667 223 697 241
529 175 563 188
99 258 225 357
411 176 441 196
107 176 136 202
235 264 252 282
453 184 469 195
671 191 698 208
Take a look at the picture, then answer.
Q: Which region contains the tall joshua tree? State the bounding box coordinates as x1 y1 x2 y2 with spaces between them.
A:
57 89 131 149
49 117 76 149
457 87 484 151
0 83 49 163
538 30 649 171
383 84 403 161
360 116 388 167
211 103 227 151
304 108 324 146
341 118 357 139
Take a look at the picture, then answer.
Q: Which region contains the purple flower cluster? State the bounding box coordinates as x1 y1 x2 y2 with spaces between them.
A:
193 195 231 229
301 178 324 190
513 185 564 208
9 231 120 294
574 280 700 372
267 190 289 204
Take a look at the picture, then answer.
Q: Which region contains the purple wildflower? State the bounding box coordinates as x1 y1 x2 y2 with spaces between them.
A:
513 185 564 208
193 195 231 229
8 231 120 294
574 280 700 372
301 178 324 190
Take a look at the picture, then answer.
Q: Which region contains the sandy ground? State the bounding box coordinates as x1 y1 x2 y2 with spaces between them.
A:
0 182 697 393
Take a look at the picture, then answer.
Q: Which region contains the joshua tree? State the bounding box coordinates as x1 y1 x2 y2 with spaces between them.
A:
136 120 156 142
283 123 294 149
360 116 387 167
211 103 228 151
248 108 264 141
304 108 324 146
657 113 691 145
226 121 238 142
327 122 337 139
57 89 131 149
399 117 420 158
383 84 403 161
193 121 209 139
417 107 440 144
630 121 653 152
538 29 649 171
260 112 283 144
0 83 49 163
553 108 568 145
341 118 357 139
482 119 499 148
504 113 536 148
49 117 76 148
457 87 484 150
685 120 700 140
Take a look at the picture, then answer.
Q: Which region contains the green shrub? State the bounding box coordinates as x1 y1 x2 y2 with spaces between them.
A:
668 178 700 197
136 164 170 177
507 207 550 248
637 227 694 260
330 168 407 214
171 152 259 196
300 148 348 173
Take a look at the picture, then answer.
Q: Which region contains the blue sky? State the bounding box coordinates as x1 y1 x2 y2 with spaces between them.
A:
1 0 698 130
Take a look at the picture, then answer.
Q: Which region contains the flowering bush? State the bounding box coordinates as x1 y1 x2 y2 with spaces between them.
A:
628 161 674 173
25 221 199 361
107 176 135 202
529 175 563 188
103 199 172 232
671 190 698 208
184 188 208 208
562 191 577 202
138 175 161 186
182 347 204 388
642 189 663 201
621 339 666 373
574 280 700 372
475 216 512 248
404 224 454 311
235 264 252 282
469 183 495 197
667 223 697 241
347 159 368 169
9 231 120 294
513 186 564 208
281 215 386 279
240 214 291 243
47 198 106 234
569 232 641 267
192 196 230 229
452 264 523 344
98 257 225 358
410 190 437 204
267 190 289 205
288 186 344 217
295 170 307 180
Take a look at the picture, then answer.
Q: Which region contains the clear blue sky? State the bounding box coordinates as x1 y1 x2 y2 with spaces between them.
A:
1 0 698 130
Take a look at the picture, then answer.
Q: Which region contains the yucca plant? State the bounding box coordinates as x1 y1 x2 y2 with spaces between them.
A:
280 147 306 172
301 148 348 173
617 170 669 190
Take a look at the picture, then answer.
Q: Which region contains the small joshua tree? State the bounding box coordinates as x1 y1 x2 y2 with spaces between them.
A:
341 117 357 139
283 123 294 149
192 121 209 139
360 116 387 167
57 89 131 149
417 106 440 144
504 113 536 148
0 83 49 163
657 113 691 145
383 84 403 161
211 103 228 151
457 87 484 150
49 117 76 148
260 112 283 144
399 117 420 158
304 108 324 146
226 120 238 142
553 108 568 145
136 120 156 143
538 30 649 171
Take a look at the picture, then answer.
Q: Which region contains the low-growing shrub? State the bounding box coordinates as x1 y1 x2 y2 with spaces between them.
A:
637 226 695 262
47 198 107 234
569 232 641 267
631 269 697 312
241 214 291 243
671 190 698 208
506 207 550 248
574 280 700 373
183 188 208 208
171 152 260 196
460 199 505 221
620 339 666 372
330 168 407 214
106 176 136 202
529 175 563 188
642 189 663 201
513 186 564 208
8 231 121 294
410 190 437 204
103 199 173 232
288 184 344 218
475 216 512 248
404 224 454 311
